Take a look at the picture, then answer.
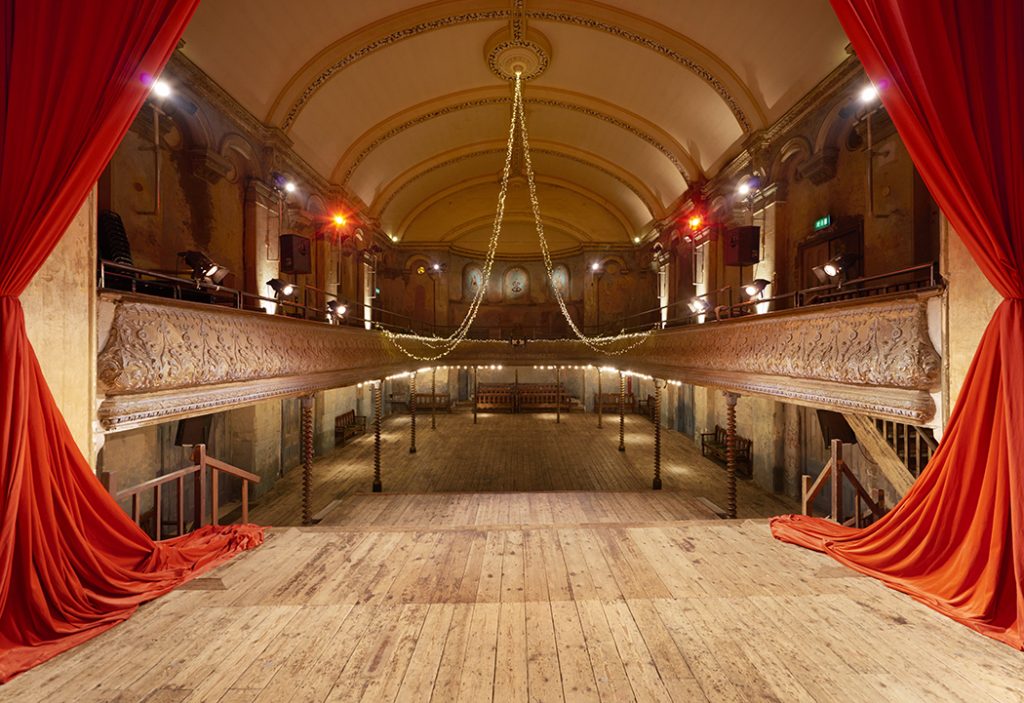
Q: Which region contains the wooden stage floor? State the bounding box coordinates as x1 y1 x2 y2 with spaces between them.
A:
7 503 1024 702
6 414 1023 701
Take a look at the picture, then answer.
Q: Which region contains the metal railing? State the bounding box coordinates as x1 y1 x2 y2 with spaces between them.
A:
99 260 941 341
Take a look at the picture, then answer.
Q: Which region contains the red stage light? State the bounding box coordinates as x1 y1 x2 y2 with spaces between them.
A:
333 214 347 226
688 214 703 230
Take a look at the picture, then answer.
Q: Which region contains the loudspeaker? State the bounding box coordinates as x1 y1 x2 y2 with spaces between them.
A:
175 415 212 446
724 226 760 267
280 234 312 274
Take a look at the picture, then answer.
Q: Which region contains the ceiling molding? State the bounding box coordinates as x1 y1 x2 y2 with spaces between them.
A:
394 173 638 239
267 0 760 133
370 139 663 222
331 85 701 185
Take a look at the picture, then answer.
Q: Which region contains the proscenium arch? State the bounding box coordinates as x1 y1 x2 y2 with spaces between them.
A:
265 0 765 134
394 173 641 241
371 139 665 223
330 84 702 185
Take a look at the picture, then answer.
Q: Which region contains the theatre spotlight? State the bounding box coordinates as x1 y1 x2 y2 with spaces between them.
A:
823 253 858 278
859 84 879 103
267 278 295 299
151 78 172 98
179 251 225 285
687 296 712 314
744 278 771 298
326 300 347 322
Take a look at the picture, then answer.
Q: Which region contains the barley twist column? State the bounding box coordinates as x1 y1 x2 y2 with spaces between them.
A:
300 394 314 525
725 391 739 518
653 380 665 490
431 367 437 430
618 371 626 452
473 365 479 424
555 366 561 424
372 380 383 493
597 370 603 428
409 373 417 454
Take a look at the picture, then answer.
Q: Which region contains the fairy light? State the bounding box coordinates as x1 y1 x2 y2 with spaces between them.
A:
381 73 651 360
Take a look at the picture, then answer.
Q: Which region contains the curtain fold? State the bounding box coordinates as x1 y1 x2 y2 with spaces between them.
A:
773 0 1024 649
0 1 263 683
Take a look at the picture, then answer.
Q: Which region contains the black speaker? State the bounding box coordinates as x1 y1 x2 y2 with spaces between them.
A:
175 415 212 446
724 226 760 267
98 210 134 266
280 234 311 274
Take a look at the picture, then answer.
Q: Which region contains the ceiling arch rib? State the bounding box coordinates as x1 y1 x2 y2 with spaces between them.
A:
378 150 653 238
348 100 685 214
395 174 636 240
371 139 662 227
440 214 599 245
266 0 762 136
331 85 701 185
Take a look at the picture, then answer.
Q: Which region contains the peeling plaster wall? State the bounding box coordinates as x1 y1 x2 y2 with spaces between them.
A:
21 191 97 465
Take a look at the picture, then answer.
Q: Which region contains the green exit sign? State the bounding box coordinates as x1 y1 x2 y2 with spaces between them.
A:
814 215 832 231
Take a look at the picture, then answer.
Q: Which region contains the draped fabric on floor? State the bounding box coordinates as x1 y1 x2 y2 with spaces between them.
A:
772 0 1024 648
0 1 263 682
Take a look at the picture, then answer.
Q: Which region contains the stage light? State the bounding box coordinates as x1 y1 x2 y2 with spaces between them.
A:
152 79 172 98
267 278 295 298
737 182 751 196
744 278 771 298
687 296 712 314
859 84 879 103
284 181 296 193
633 236 641 244
812 265 830 284
823 253 858 278
333 214 346 226
390 234 398 242
591 262 601 272
432 263 441 271
179 251 221 282
688 214 703 230
326 300 347 321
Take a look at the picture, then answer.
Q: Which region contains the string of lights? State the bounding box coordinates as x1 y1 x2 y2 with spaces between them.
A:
382 73 652 360
514 74 651 356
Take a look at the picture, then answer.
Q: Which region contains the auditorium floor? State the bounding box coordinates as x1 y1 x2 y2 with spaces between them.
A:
249 411 797 525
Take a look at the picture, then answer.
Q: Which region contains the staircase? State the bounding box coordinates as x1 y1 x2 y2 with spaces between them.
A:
874 418 937 479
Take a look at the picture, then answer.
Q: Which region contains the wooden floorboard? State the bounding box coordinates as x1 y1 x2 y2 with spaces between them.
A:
7 414 1024 702
247 412 797 526
8 514 1024 702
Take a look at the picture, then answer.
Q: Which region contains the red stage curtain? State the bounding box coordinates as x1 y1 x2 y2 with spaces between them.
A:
0 1 263 682
772 0 1024 648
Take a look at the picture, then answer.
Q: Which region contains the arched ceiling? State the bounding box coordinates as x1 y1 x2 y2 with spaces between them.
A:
181 0 849 255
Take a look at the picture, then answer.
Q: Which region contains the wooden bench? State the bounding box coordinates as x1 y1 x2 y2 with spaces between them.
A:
476 384 516 412
334 410 367 445
517 384 574 412
638 394 657 422
413 392 452 412
700 425 753 479
593 392 636 414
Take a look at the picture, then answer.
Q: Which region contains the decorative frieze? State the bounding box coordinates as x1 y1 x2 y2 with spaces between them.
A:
96 290 940 431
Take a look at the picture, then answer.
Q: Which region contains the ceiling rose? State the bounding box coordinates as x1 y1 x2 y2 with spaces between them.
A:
484 26 552 81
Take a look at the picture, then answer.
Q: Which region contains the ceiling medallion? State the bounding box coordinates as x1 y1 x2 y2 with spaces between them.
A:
484 26 552 81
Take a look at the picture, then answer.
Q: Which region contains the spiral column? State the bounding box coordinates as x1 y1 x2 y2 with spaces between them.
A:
373 380 383 493
431 367 437 430
618 371 626 452
653 381 664 490
300 394 314 525
409 373 417 454
725 391 739 518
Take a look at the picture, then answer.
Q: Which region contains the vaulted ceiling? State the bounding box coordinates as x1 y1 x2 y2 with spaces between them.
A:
181 0 849 255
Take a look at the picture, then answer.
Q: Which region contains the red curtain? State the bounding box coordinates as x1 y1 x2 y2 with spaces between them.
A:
0 1 263 682
773 0 1024 648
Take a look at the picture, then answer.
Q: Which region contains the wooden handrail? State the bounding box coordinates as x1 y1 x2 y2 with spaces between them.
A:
99 443 261 540
802 440 886 528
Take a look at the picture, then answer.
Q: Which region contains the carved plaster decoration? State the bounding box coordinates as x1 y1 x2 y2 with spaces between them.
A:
484 26 551 81
279 9 750 132
188 147 233 184
96 290 940 431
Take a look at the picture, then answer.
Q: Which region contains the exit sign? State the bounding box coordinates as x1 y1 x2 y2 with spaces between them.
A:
814 215 832 231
